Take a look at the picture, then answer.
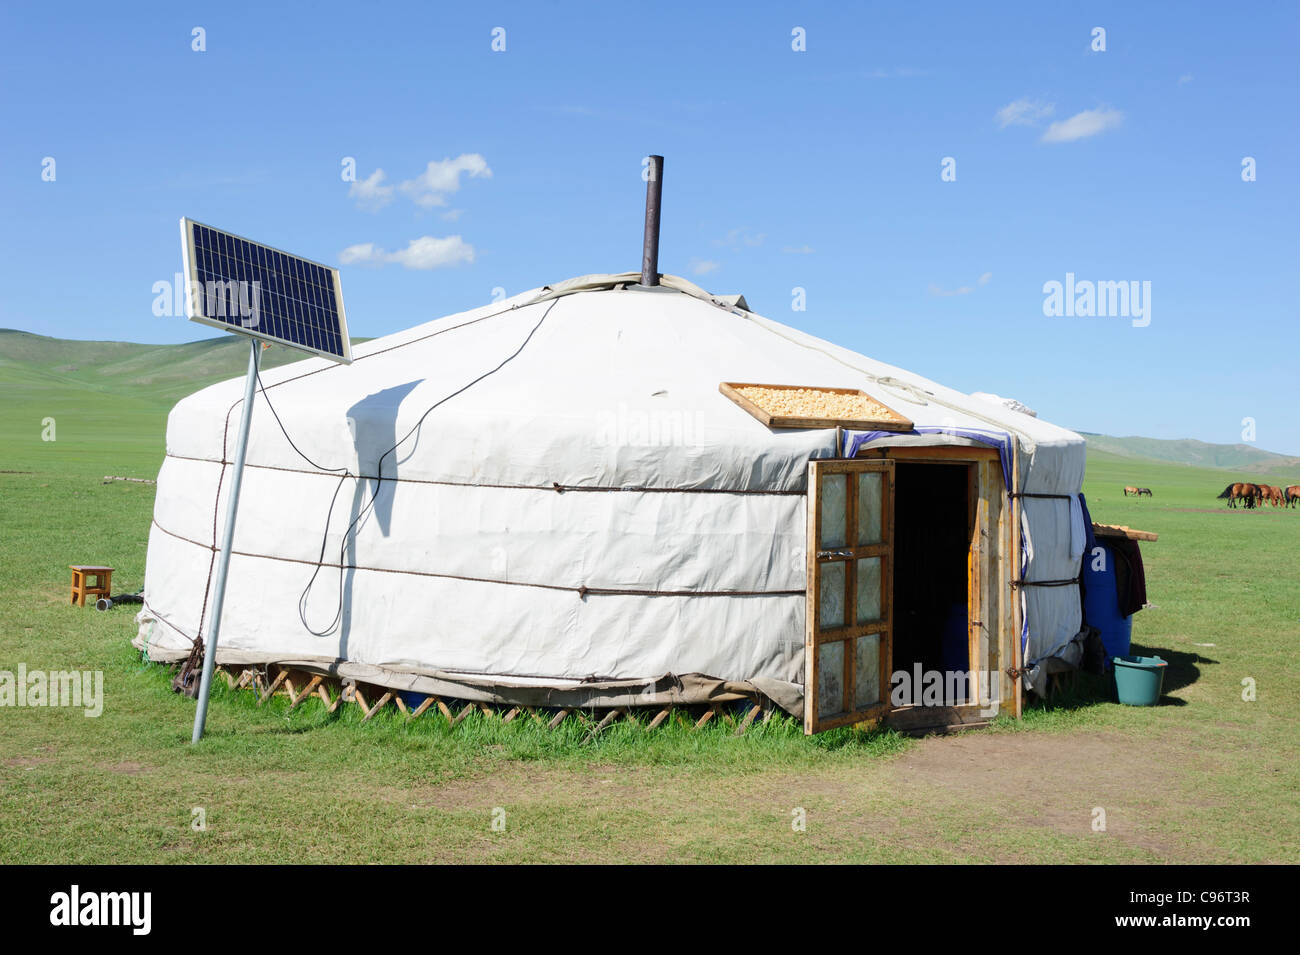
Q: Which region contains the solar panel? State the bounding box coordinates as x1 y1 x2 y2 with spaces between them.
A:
179 217 352 363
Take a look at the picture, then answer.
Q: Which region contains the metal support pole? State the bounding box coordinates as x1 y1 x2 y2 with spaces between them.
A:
192 338 262 743
641 155 664 286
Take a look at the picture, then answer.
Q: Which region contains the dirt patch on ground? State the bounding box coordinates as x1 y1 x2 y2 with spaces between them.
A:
391 728 1219 862
885 730 1194 859
399 763 635 812
3 756 52 768
893 730 1165 793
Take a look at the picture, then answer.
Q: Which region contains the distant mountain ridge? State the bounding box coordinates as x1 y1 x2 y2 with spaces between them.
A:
1078 432 1300 476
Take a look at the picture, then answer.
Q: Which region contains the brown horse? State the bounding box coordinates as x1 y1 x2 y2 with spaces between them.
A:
1218 482 1259 508
1124 485 1139 496
1259 484 1286 508
1286 485 1300 508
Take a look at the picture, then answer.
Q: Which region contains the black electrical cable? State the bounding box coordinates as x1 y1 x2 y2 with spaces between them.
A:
254 298 561 636
255 364 352 477
255 354 356 635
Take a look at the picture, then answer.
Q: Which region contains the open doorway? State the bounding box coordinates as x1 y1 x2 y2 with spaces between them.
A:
891 462 973 704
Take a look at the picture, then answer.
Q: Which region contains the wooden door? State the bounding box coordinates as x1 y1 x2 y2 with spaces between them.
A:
805 459 895 733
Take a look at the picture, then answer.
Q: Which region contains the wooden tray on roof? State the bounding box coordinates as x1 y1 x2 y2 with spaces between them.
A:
1092 522 1158 542
719 382 914 432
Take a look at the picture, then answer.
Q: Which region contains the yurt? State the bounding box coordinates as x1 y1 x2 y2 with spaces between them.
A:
136 267 1088 733
139 162 1088 734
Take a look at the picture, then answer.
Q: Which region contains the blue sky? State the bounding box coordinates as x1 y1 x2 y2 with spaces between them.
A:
2 2 1297 452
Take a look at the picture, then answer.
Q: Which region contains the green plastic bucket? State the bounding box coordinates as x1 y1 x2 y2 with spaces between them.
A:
1113 655 1167 706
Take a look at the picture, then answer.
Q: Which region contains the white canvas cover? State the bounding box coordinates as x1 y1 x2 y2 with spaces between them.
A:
136 273 1086 709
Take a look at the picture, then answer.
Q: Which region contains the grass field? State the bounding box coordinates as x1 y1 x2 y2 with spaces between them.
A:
2 333 1298 863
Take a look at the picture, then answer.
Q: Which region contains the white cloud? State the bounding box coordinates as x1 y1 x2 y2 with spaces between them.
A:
713 228 765 249
1040 107 1123 143
440 209 464 222
995 98 1054 128
338 242 380 265
929 272 991 297
689 258 720 276
782 245 816 255
930 284 970 297
348 168 394 210
339 235 476 270
389 236 476 269
399 154 492 208
1178 74 1193 85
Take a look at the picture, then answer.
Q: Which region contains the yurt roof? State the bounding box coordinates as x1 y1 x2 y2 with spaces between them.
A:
166 272 1084 496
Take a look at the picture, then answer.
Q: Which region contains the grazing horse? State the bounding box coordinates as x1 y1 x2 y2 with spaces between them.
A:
1259 484 1285 508
1218 482 1259 508
1286 485 1300 508
1137 487 1153 497
1124 485 1140 496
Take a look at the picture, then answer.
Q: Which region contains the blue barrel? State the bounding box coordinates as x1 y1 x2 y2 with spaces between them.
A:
397 691 428 711
1082 540 1132 667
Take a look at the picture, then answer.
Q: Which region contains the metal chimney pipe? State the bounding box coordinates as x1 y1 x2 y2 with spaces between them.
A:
641 155 664 286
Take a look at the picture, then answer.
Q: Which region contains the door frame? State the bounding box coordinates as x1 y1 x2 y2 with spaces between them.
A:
851 444 1017 725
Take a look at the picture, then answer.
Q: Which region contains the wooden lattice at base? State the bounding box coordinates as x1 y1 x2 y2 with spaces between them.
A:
213 664 776 739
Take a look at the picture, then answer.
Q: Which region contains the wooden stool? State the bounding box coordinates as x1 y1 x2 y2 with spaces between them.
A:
70 565 114 607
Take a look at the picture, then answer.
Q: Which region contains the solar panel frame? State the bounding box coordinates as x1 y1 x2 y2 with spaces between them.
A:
179 217 353 364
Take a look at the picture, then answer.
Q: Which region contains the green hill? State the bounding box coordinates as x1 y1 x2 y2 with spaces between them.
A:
1078 431 1300 476
0 328 365 477
0 328 317 402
